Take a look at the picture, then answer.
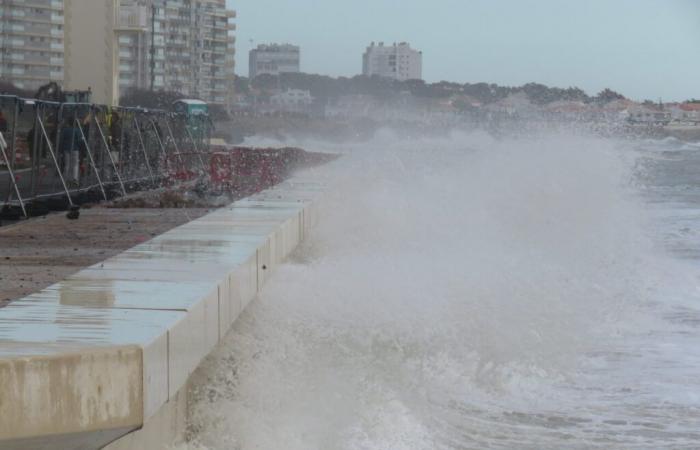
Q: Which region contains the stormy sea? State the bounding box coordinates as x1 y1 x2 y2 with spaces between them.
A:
182 131 700 450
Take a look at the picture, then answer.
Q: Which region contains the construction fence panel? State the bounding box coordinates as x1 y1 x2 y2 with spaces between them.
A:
0 97 213 218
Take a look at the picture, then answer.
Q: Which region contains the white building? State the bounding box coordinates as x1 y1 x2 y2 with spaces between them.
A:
270 89 313 107
624 104 671 125
362 42 422 81
115 1 151 93
249 43 300 79
115 0 236 106
667 103 700 124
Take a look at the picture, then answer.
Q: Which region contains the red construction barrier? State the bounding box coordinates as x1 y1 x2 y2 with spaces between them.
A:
208 146 335 194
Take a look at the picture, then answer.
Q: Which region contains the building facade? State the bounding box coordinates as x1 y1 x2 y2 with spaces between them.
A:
115 0 151 93
115 0 236 106
0 0 236 107
249 43 300 79
0 0 66 92
64 0 120 105
362 42 422 81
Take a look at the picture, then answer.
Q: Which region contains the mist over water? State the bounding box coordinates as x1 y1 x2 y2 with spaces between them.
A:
184 131 700 449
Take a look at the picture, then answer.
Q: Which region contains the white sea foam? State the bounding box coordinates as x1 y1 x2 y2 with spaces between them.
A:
183 131 700 449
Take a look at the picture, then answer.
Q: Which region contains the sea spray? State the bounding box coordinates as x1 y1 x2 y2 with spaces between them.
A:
184 131 700 449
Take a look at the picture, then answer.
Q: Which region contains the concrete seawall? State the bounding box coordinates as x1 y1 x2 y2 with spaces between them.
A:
0 174 324 450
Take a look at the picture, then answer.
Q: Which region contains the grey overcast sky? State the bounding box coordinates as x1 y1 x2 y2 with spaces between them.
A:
225 0 700 101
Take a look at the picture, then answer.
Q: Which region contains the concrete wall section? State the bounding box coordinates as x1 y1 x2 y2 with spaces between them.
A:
0 174 325 450
103 381 188 450
0 346 143 450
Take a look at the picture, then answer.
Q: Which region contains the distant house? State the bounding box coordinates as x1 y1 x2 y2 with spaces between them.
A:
668 103 700 123
601 99 637 112
252 89 315 115
485 92 539 117
270 89 314 107
600 99 641 123
325 94 379 118
624 104 671 125
544 100 591 121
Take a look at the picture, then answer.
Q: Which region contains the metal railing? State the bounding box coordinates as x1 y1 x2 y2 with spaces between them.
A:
0 95 213 218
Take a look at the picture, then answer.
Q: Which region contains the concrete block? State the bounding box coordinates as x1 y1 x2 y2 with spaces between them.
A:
256 238 272 291
230 253 258 317
104 380 188 450
203 288 220 354
0 173 326 449
286 214 302 257
217 276 231 340
0 346 143 450
273 226 285 265
168 301 206 399
142 332 169 420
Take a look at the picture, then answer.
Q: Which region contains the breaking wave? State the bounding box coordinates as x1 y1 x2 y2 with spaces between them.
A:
183 131 700 449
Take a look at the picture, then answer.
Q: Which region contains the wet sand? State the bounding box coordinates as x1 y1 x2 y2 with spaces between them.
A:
0 207 212 306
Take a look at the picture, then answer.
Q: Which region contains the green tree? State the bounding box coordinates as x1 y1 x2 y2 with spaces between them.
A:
234 76 250 94
595 88 626 103
250 74 279 93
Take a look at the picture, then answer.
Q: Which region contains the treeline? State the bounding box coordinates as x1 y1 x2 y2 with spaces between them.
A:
1 77 631 114
238 73 627 106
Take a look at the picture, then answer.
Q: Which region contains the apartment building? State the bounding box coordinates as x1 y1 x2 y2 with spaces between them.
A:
362 42 422 81
0 0 66 92
249 43 300 79
115 0 151 92
115 0 236 106
0 0 236 107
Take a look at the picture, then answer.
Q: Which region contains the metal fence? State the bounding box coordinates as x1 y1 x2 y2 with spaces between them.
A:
0 95 212 218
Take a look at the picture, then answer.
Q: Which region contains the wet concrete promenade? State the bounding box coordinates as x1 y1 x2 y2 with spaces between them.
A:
0 174 325 450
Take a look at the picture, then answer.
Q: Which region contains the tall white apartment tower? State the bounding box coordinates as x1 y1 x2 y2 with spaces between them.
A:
0 0 66 91
115 0 152 93
115 0 236 106
362 42 422 81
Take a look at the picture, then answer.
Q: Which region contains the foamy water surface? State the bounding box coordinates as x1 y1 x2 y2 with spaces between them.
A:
183 132 700 449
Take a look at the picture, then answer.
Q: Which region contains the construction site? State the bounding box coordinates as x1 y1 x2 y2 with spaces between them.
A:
0 90 335 309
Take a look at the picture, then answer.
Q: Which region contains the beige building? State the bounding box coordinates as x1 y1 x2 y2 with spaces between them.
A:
63 0 120 105
0 0 66 92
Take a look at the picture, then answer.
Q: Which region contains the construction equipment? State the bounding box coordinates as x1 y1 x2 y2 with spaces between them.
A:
34 82 92 104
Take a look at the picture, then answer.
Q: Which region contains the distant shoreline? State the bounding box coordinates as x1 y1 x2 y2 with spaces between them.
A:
214 114 700 145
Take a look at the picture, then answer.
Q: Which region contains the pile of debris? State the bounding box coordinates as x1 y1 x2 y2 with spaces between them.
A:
109 146 337 210
1 146 337 218
0 145 337 305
